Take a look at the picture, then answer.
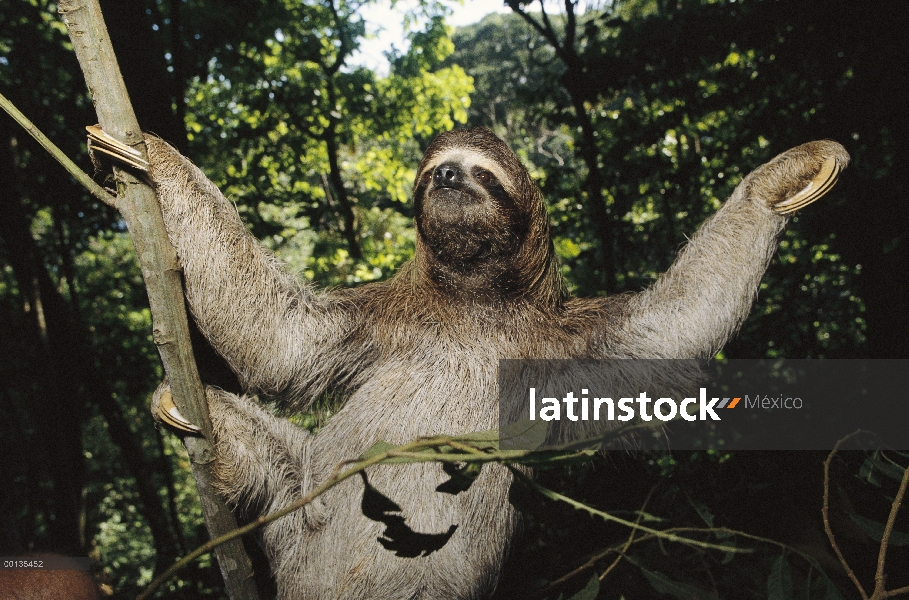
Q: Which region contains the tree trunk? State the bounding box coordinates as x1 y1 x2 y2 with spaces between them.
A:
0 123 85 554
57 1 259 596
0 121 183 568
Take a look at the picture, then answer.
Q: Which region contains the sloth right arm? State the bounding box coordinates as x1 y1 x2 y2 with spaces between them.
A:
146 138 351 400
610 140 848 360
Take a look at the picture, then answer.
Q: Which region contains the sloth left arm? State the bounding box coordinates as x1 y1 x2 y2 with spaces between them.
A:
611 141 848 360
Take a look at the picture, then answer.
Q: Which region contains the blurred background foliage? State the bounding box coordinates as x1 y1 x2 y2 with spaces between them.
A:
0 0 906 597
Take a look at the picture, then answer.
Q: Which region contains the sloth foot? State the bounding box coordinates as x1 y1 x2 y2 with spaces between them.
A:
749 140 850 214
151 382 201 433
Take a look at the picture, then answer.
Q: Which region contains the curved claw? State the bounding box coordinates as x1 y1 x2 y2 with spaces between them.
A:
86 125 150 172
153 387 200 433
773 154 842 215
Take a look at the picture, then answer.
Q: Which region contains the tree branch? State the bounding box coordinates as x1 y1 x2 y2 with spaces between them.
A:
824 432 870 600
874 455 909 598
0 92 113 206
507 1 572 65
55 1 259 597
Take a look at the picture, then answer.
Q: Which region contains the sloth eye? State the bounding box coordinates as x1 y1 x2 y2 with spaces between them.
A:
420 171 432 185
475 169 493 184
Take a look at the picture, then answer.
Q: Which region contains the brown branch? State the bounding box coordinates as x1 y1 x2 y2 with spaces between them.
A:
883 584 909 599
874 453 909 598
824 431 870 600
507 0 572 65
55 1 259 598
510 468 742 553
599 485 658 581
506 0 616 290
562 0 577 52
320 0 362 259
529 486 655 598
825 432 909 600
534 470 874 600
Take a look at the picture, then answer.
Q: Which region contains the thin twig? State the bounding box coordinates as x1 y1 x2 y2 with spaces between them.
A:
510 468 742 554
600 485 658 581
823 430 870 600
883 584 909 598
0 92 114 206
530 485 656 598
534 516 845 597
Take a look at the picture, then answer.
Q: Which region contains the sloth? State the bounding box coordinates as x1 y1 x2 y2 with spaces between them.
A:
102 127 846 599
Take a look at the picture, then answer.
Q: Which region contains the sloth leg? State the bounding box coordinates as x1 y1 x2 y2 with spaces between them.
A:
620 140 849 360
151 382 311 513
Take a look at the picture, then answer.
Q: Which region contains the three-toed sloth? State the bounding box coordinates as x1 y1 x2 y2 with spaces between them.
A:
141 128 846 599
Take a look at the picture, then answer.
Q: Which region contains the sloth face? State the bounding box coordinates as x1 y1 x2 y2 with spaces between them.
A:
414 134 530 269
409 128 558 300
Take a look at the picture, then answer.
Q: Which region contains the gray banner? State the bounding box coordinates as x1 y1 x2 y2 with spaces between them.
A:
497 359 909 451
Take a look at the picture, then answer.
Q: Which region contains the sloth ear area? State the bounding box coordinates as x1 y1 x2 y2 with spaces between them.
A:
150 382 201 433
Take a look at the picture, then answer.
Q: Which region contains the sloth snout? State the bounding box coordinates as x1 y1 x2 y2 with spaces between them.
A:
433 163 463 188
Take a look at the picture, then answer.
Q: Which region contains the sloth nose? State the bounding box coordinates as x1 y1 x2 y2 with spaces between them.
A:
433 163 462 188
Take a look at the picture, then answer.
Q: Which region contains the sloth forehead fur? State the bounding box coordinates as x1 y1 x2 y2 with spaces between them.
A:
414 128 539 201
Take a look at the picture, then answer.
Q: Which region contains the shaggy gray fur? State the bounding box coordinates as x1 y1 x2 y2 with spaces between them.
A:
146 129 847 599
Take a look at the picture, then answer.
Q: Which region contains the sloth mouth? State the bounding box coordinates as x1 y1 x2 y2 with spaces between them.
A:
429 186 480 207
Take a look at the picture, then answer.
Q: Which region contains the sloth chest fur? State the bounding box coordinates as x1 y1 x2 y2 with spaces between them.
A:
325 303 590 446
328 344 500 448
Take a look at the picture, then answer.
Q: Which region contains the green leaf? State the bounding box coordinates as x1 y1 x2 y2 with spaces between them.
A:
642 569 714 599
453 428 501 450
499 418 549 450
625 555 716 599
766 555 793 600
566 575 600 600
356 440 427 464
858 451 909 487
847 512 909 546
809 572 846 600
359 440 396 461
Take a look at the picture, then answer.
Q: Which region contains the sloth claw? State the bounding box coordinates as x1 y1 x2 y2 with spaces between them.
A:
151 384 201 433
752 140 850 215
772 154 843 214
85 125 150 172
